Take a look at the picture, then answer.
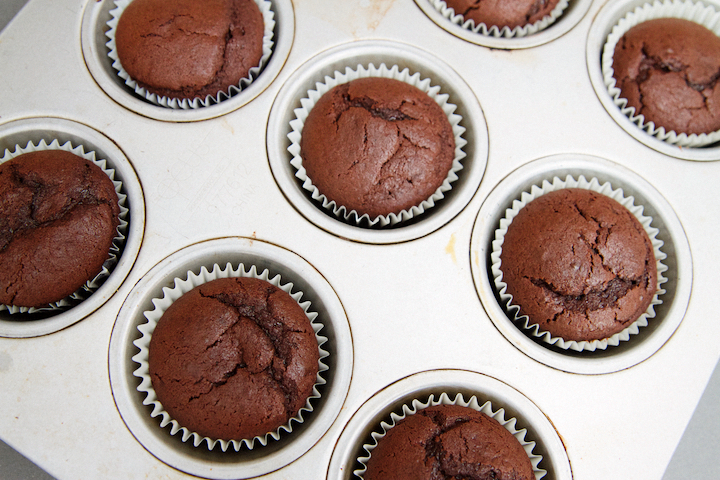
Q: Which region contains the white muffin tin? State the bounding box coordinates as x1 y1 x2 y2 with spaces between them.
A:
0 0 718 479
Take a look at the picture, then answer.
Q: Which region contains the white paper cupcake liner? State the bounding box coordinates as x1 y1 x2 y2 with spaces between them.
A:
132 262 330 452
287 63 467 228
105 0 275 110
602 0 720 147
430 0 569 38
354 392 546 480
491 175 668 352
0 139 129 315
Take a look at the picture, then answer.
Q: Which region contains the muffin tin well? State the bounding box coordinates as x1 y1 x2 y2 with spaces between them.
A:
266 39 488 244
327 369 571 480
0 117 144 338
108 237 353 479
586 0 720 161
470 154 692 374
414 0 594 49
80 0 294 122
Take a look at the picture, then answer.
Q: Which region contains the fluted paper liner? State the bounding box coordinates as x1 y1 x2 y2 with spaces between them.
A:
287 63 467 228
430 0 569 38
491 175 668 352
132 262 329 452
105 0 275 109
0 139 129 315
602 0 720 147
354 392 546 480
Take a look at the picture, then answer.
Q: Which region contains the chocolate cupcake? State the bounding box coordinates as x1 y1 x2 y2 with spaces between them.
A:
0 143 125 311
133 263 328 451
288 64 466 227
300 76 454 219
443 0 560 29
491 176 666 351
602 0 720 146
612 18 720 136
356 394 544 480
432 0 569 38
107 0 275 108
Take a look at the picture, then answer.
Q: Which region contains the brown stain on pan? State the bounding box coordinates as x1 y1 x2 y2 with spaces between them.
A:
302 0 396 35
363 0 396 31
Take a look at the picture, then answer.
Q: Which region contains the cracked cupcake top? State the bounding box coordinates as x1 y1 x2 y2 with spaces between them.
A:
299 77 455 219
443 0 561 30
612 17 720 136
148 276 319 441
499 188 657 342
364 404 534 480
0 150 120 308
115 0 264 100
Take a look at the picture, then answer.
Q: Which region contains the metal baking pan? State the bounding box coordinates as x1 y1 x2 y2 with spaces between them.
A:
1 0 719 479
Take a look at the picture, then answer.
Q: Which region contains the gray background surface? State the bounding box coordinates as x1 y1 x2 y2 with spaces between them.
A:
0 1 717 478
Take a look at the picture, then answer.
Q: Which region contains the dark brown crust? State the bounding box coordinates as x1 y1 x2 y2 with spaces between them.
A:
500 189 657 342
115 0 264 100
612 18 720 135
364 404 534 480
443 0 561 29
148 277 319 441
0 150 120 308
300 77 455 219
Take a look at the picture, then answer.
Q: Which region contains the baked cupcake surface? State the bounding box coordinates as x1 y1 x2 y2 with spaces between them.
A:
299 77 455 219
500 188 657 342
148 276 319 441
115 0 264 100
443 0 561 29
612 17 720 136
0 150 120 308
364 404 534 480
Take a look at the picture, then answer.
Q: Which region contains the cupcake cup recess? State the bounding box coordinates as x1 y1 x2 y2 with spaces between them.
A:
602 0 720 147
287 63 467 228
355 392 546 480
430 0 569 38
105 0 275 109
132 262 329 452
0 139 129 315
491 175 667 352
